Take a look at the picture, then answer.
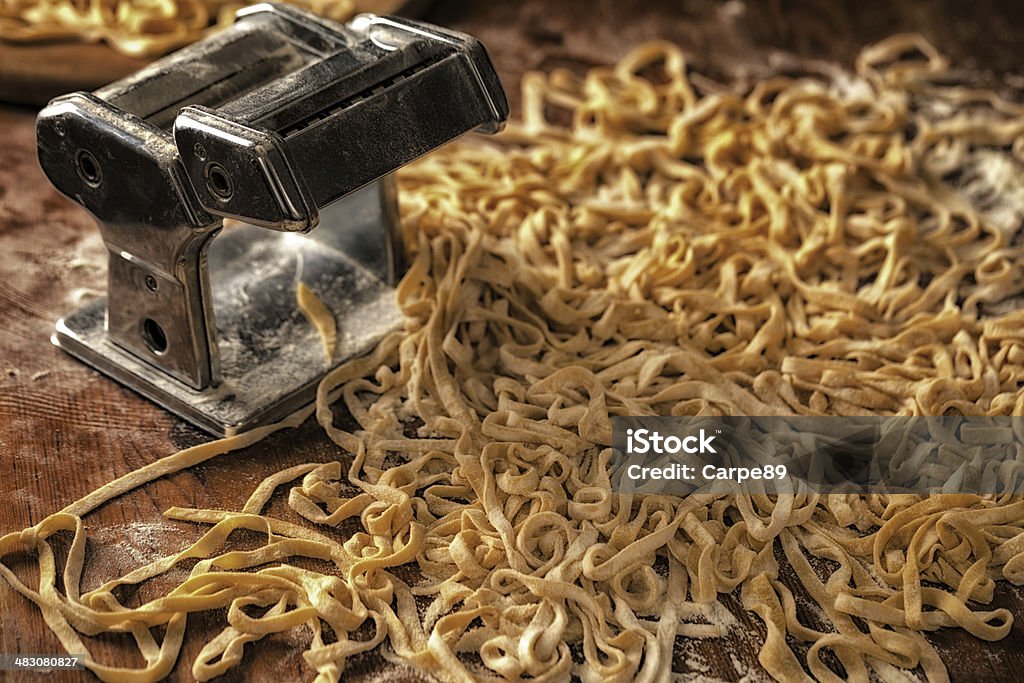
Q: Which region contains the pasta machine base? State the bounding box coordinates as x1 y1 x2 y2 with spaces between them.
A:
54 183 403 436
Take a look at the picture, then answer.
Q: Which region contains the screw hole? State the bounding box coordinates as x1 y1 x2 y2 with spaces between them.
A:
75 149 102 187
142 318 168 355
205 162 233 200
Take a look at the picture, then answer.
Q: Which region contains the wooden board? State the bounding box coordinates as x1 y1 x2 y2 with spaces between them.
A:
0 41 148 106
2 1 1024 681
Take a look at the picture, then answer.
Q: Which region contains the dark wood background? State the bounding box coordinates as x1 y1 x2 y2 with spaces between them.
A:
2 1 1023 681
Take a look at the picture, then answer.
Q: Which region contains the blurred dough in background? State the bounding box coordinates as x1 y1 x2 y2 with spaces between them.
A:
0 0 411 57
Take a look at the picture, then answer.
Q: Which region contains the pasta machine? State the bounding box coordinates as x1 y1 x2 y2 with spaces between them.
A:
36 3 508 436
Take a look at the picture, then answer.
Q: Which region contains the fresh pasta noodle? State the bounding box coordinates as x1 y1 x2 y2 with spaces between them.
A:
297 281 338 362
4 35 1024 682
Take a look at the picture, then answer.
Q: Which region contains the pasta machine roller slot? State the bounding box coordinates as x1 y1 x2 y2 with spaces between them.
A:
36 2 508 436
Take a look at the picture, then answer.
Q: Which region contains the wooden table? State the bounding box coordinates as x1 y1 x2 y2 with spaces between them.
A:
2 1 1024 681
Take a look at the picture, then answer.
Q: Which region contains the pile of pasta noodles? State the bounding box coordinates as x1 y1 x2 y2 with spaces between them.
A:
0 0 357 56
4 34 1024 683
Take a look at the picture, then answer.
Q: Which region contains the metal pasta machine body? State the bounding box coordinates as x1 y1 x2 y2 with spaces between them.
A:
36 3 507 436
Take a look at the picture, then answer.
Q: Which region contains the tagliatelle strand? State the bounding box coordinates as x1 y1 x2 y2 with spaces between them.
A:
297 281 339 362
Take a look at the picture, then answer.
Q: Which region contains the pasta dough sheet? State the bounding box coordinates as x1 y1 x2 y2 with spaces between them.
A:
4 35 1024 683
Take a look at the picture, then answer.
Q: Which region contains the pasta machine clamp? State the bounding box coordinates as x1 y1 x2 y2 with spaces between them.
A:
36 3 508 436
